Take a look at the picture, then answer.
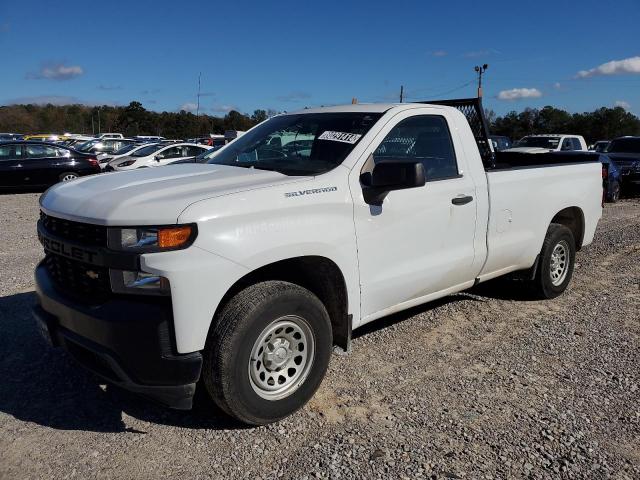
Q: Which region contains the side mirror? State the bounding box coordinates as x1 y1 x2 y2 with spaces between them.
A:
155 154 163 161
360 158 426 206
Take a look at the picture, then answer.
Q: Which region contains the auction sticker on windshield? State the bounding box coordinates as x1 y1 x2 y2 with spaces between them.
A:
318 131 362 144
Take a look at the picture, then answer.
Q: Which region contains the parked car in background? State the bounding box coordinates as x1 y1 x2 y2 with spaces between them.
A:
224 130 245 142
0 141 100 188
62 135 95 148
77 138 136 156
23 134 62 142
106 142 210 171
489 135 512 151
167 144 224 164
590 140 609 152
97 142 158 170
605 136 640 195
94 133 124 139
600 154 622 202
506 134 587 154
0 133 24 142
133 135 165 143
185 134 227 147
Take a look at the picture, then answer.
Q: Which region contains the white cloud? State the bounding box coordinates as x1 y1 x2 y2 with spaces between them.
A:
615 100 631 110
429 50 447 57
576 56 640 78
180 102 198 113
27 62 84 80
497 88 543 101
553 82 562 89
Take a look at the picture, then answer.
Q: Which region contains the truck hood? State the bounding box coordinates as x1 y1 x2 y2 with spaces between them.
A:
40 164 307 225
503 147 552 154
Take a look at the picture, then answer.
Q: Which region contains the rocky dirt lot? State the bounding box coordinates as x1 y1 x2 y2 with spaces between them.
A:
0 193 638 480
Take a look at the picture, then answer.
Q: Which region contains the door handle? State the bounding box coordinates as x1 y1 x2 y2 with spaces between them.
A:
451 195 473 205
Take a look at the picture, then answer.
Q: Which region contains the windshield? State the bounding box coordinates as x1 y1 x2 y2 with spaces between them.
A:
607 138 640 153
515 136 560 149
207 112 382 175
132 144 163 157
76 139 100 151
113 143 139 155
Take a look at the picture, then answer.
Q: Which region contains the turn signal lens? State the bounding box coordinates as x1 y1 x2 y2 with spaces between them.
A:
158 226 193 248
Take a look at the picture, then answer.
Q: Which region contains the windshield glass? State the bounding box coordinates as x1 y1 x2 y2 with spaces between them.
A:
132 144 163 157
113 143 139 155
207 112 382 175
515 136 561 149
76 139 100 151
607 138 640 153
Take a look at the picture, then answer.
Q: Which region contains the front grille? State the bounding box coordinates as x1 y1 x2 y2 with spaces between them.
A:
40 212 108 248
44 253 111 302
40 212 112 302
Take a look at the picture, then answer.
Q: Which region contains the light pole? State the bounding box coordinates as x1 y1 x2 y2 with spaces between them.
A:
475 64 488 98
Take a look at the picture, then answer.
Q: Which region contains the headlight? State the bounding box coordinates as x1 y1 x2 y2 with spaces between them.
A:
117 159 135 167
110 269 170 296
108 224 197 252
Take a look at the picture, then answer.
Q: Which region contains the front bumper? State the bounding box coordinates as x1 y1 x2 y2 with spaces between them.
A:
34 262 202 409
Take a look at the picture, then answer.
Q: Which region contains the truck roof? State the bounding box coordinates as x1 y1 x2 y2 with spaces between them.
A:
290 103 449 115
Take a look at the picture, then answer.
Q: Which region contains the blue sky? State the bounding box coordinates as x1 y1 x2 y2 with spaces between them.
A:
1 0 639 116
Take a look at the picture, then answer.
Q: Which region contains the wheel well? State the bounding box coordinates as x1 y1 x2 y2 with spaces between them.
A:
214 256 350 350
551 207 585 250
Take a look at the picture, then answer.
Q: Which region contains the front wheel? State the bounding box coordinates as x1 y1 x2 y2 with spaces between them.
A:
202 281 332 425
59 172 79 182
530 223 576 299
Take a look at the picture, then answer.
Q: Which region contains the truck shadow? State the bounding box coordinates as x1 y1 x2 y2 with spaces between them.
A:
0 291 246 433
0 280 530 433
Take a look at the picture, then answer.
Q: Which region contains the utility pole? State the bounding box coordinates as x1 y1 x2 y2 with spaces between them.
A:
97 107 101 134
399 85 404 103
91 116 95 134
474 64 488 98
196 72 202 118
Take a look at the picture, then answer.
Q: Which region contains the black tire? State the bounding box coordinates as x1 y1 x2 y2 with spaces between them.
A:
202 281 332 425
59 171 79 182
608 181 620 203
530 223 576 299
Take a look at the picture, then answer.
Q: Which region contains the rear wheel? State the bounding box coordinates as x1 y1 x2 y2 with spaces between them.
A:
608 181 620 203
530 223 576 299
59 172 79 182
202 281 332 425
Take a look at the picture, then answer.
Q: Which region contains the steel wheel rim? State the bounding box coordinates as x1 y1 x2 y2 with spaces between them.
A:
248 316 315 401
61 173 78 182
550 240 570 286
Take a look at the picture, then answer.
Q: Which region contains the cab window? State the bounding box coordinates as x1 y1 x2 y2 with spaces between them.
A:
374 115 459 180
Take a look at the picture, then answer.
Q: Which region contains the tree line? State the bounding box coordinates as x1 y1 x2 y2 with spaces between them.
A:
0 101 272 138
487 105 640 144
1 101 639 144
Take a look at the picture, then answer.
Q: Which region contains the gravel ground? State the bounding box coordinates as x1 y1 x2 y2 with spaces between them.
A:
0 192 638 480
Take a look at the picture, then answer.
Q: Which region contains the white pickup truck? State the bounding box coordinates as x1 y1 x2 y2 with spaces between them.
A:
506 134 588 154
33 99 602 425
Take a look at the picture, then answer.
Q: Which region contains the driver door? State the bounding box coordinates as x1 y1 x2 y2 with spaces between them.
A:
350 108 479 322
